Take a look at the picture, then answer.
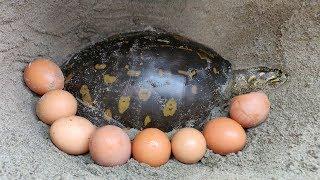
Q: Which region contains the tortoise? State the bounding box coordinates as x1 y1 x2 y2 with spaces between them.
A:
62 30 286 132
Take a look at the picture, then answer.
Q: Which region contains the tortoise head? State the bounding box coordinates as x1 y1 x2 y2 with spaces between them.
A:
247 67 287 87
233 66 288 95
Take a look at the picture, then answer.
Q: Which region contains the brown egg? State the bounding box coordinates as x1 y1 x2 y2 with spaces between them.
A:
171 128 206 164
36 90 77 125
132 128 171 167
203 117 246 155
24 58 64 95
230 91 271 128
89 125 131 167
50 116 96 155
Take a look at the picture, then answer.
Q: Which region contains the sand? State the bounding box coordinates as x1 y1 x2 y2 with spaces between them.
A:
0 0 319 179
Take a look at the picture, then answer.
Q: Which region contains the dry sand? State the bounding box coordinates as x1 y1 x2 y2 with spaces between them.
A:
0 0 319 179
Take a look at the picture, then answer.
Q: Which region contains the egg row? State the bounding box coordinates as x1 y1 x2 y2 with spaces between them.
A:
49 115 246 167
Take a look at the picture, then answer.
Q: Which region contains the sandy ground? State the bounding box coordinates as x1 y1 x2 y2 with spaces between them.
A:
0 0 319 179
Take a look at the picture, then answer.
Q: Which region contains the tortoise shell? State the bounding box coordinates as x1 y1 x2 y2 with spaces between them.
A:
63 31 233 132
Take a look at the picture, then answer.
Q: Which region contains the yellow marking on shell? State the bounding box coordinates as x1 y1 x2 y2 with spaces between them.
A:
159 69 164 76
118 96 131 114
160 44 173 48
95 64 106 70
190 69 197 77
80 85 93 106
127 70 141 77
103 109 112 120
197 51 209 60
178 69 197 79
138 89 151 101
212 67 219 74
178 70 189 77
65 73 73 84
163 98 177 117
173 34 187 41
197 49 214 61
104 74 117 84
178 46 193 52
157 39 170 43
66 63 74 69
191 85 198 94
144 115 151 126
